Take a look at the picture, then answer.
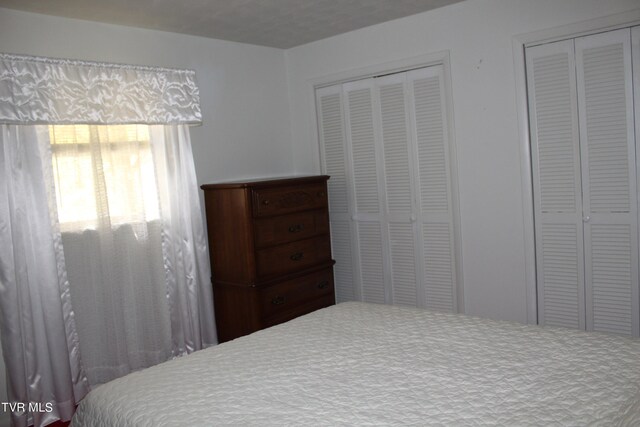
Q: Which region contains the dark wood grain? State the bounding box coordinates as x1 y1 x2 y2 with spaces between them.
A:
251 183 328 217
254 209 329 248
258 267 334 319
256 235 331 278
201 176 335 342
203 186 256 284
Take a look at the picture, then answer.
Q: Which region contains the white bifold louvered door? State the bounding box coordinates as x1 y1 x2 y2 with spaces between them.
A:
316 65 458 311
315 85 356 302
344 78 387 304
527 39 586 330
527 27 639 336
409 67 458 311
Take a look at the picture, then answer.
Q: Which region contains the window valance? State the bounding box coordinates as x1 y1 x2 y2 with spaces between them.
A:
0 53 202 125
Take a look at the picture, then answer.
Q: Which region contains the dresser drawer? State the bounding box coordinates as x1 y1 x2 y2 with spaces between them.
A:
263 294 335 329
259 268 334 320
252 183 327 217
256 236 331 278
254 210 329 248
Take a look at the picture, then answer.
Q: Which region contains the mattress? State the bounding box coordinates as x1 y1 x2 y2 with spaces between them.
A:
72 302 640 426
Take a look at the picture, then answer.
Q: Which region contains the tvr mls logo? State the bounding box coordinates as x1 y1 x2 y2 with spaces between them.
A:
1 402 54 414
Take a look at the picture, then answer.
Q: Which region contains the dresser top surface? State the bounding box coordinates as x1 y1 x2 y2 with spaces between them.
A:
201 175 329 190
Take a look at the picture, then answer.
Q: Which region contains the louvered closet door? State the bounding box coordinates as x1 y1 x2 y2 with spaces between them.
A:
408 66 457 312
343 79 387 304
317 66 458 311
527 39 586 329
575 29 638 336
316 85 356 302
375 73 421 306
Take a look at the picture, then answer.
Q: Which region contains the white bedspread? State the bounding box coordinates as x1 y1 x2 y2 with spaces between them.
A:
72 302 640 426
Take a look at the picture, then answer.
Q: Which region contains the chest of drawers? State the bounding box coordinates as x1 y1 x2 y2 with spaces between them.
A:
201 176 335 342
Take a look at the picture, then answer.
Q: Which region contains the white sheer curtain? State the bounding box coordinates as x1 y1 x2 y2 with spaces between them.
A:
150 125 217 354
54 124 216 385
51 124 173 385
0 125 89 427
0 53 216 426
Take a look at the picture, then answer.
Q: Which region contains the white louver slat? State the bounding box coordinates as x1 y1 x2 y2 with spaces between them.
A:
409 66 456 312
388 223 418 306
531 51 580 214
526 39 585 329
576 28 638 336
422 223 455 311
344 81 380 214
377 77 413 215
411 70 450 215
357 222 386 304
581 43 630 213
540 223 581 329
588 224 633 334
316 87 349 214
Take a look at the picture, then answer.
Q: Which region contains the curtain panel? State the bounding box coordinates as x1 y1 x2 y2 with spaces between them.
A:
150 125 217 354
0 53 202 125
0 126 90 427
0 53 212 427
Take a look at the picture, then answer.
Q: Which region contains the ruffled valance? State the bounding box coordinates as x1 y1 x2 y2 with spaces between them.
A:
0 53 201 125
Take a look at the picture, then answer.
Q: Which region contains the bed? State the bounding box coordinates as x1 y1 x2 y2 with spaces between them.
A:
72 302 640 426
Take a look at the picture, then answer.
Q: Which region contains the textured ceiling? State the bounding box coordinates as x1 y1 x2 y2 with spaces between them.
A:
0 0 464 49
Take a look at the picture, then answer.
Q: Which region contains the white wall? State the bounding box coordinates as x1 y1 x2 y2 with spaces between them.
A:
0 8 294 185
285 0 640 323
0 8 293 426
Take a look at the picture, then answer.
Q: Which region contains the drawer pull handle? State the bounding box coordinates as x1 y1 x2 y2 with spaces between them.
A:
271 296 286 305
317 191 326 197
317 280 329 289
290 252 304 261
288 224 304 233
262 199 270 205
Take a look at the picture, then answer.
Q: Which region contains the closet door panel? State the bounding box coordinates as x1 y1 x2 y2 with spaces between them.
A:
357 222 386 304
408 66 456 312
576 28 638 336
317 86 357 302
587 223 634 334
345 80 381 215
377 75 413 215
422 222 455 311
412 69 450 216
539 221 582 328
526 40 585 329
344 79 388 303
317 86 349 214
376 73 420 306
388 223 418 306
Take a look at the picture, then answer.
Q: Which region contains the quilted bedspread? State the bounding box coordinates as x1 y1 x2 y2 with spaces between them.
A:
72 302 640 426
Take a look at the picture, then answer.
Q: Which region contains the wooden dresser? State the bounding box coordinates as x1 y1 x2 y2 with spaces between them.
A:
201 175 335 342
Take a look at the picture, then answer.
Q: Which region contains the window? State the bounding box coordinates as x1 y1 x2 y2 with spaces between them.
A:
49 125 160 232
